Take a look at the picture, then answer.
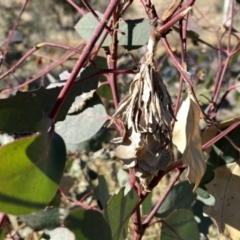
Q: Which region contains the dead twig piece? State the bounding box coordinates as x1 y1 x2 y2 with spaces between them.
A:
161 0 183 23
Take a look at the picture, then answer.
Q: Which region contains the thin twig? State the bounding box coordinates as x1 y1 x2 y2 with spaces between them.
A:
3 0 29 56
81 0 113 33
162 37 192 85
173 9 188 119
67 0 86 15
0 42 85 81
216 84 240 111
202 120 240 150
142 168 183 228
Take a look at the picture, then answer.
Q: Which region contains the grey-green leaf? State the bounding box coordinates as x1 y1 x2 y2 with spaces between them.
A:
156 181 196 218
19 207 63 230
64 209 112 240
75 12 150 50
55 93 107 144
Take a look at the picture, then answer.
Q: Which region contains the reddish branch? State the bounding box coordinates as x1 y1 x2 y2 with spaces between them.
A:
0 42 85 81
48 0 119 121
142 169 183 228
174 10 188 116
66 0 86 15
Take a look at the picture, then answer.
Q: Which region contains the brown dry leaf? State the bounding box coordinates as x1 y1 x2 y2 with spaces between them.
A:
204 161 240 240
172 92 206 191
202 117 240 154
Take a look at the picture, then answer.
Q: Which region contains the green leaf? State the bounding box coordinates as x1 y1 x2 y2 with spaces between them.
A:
97 84 113 100
0 222 8 240
103 188 138 240
55 92 107 144
75 13 150 50
141 192 152 215
64 209 111 240
160 209 199 240
0 65 99 133
93 175 110 209
19 207 62 230
94 56 107 69
156 181 196 218
0 119 66 215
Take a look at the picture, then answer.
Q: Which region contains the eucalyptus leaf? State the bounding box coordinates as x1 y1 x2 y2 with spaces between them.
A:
160 209 199 240
141 192 152 216
0 65 99 133
103 188 138 240
55 93 107 144
93 175 110 209
19 207 63 230
75 12 150 50
65 209 111 240
0 119 66 215
156 181 196 218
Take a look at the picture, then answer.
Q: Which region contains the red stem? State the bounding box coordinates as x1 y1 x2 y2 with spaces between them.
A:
142 168 183 228
129 168 143 240
0 42 85 81
161 37 192 86
67 0 86 15
226 0 235 52
81 0 112 33
211 56 231 118
202 120 240 150
173 11 188 119
216 84 240 111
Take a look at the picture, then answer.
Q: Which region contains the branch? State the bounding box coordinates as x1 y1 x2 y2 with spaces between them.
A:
202 120 240 150
174 8 189 118
0 42 85 81
66 0 86 15
142 168 183 228
48 0 119 121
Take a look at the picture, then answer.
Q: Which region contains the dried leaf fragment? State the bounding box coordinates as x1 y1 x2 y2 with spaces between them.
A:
172 92 206 191
204 161 240 240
